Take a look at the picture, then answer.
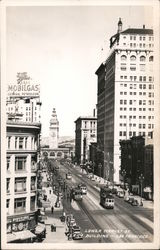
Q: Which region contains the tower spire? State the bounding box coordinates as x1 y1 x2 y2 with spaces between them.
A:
117 18 122 33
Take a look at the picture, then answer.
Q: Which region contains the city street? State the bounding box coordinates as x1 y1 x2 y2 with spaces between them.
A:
49 160 153 243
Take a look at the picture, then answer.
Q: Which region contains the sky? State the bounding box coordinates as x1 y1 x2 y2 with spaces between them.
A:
6 3 154 137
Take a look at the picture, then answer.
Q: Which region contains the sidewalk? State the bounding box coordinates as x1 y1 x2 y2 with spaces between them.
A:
42 194 69 243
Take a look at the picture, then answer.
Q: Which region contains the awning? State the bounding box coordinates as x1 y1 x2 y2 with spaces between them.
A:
7 233 17 243
7 230 36 242
35 223 46 234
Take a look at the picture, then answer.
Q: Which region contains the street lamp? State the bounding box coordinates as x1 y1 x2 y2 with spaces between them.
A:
121 169 126 192
139 173 144 205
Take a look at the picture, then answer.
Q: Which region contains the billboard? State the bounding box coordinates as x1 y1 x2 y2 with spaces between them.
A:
7 72 40 98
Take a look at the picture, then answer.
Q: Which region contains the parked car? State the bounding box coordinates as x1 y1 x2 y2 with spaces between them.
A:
72 231 83 240
128 197 135 204
131 199 139 206
117 191 124 198
78 184 87 195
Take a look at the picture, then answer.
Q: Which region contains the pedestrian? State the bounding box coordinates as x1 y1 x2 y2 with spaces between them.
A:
51 206 54 214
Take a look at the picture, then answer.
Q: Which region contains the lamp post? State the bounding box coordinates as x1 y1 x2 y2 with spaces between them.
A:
121 169 126 192
139 173 144 205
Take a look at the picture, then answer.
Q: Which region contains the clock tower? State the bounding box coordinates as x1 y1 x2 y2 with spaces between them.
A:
49 108 59 149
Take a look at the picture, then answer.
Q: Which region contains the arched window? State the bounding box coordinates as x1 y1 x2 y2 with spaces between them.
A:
149 56 153 62
50 151 55 156
130 55 136 61
57 152 62 157
121 55 127 61
140 56 146 62
43 151 48 157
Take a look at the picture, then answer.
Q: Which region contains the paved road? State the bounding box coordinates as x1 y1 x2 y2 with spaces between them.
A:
50 161 153 243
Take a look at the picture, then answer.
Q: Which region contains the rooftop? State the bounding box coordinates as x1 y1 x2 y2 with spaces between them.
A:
121 28 153 35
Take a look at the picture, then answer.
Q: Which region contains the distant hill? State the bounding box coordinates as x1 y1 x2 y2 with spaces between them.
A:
41 136 75 147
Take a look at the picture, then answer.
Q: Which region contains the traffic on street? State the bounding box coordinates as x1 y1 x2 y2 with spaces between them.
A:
39 158 153 243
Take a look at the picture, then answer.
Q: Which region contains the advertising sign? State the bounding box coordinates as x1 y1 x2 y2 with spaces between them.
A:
7 72 40 98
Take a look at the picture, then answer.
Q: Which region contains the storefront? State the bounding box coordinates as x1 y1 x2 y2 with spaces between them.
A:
7 212 37 243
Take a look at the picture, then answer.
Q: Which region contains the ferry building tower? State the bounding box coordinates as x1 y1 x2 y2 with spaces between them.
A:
49 108 59 149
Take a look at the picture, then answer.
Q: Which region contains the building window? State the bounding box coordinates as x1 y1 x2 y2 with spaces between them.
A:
134 76 137 81
149 56 153 62
139 76 142 81
123 131 126 136
121 55 127 61
7 178 10 193
15 178 26 192
149 76 152 82
6 199 10 214
8 137 11 149
19 137 23 149
130 66 136 71
119 131 122 136
14 198 26 213
140 56 146 62
30 196 36 211
7 157 10 171
31 177 36 191
124 76 127 79
121 67 126 71
143 76 146 81
15 157 26 171
15 137 18 149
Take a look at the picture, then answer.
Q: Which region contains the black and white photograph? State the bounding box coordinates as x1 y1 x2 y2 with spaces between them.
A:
1 0 160 249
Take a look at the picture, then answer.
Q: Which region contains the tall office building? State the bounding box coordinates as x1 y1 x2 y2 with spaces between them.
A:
96 19 154 183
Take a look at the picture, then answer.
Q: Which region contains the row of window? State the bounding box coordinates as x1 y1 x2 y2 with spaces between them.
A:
7 136 37 150
7 177 36 193
7 156 36 172
121 55 153 62
120 99 154 105
120 107 154 111
119 115 154 120
119 123 154 129
120 75 154 81
123 35 153 41
119 131 153 137
120 83 154 90
84 121 96 129
6 197 36 214
120 92 154 97
120 64 153 72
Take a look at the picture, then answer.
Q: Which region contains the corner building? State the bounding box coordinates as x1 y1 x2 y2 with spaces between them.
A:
6 121 41 242
96 19 154 183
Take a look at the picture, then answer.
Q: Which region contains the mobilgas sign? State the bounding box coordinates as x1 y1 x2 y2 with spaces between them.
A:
8 80 40 97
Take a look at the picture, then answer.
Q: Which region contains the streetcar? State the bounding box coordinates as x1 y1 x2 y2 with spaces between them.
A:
100 187 114 209
72 187 83 201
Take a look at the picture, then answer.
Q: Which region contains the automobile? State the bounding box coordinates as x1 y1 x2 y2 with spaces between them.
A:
128 197 135 204
124 196 130 202
72 225 81 234
66 172 72 180
72 231 83 240
111 188 117 194
78 184 87 195
131 199 139 206
117 191 124 198
67 218 76 228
